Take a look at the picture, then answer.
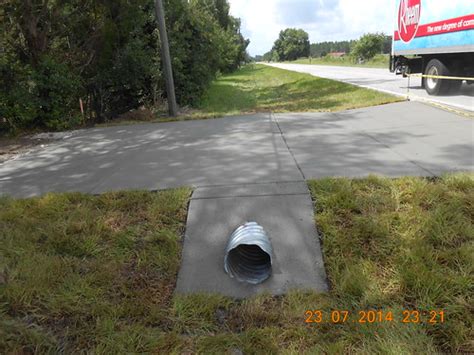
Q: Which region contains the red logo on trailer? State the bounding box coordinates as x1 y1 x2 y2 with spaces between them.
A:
398 0 422 42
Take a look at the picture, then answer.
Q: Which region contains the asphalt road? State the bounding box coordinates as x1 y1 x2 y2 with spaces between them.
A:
265 63 474 113
1 101 472 198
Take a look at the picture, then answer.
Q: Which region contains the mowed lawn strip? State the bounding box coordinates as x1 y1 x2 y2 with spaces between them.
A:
197 64 401 117
1 174 472 353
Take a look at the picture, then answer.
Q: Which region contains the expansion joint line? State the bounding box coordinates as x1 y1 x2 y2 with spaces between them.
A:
363 131 436 177
330 110 437 177
271 111 307 181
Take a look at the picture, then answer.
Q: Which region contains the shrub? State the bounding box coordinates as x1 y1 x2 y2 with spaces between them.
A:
32 56 84 130
90 37 161 120
0 58 38 133
271 28 310 62
351 33 385 62
0 0 248 131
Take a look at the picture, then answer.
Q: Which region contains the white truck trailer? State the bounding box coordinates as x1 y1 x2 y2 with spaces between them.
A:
390 0 474 95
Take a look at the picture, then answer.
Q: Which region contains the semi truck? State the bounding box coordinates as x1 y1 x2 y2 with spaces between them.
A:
390 0 474 95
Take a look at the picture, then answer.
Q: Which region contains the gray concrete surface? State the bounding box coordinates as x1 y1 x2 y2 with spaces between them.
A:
265 63 474 112
0 114 300 197
275 102 474 178
175 182 328 297
1 102 472 198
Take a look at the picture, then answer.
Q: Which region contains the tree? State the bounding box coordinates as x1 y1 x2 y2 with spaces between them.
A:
0 0 249 132
166 0 248 105
351 33 385 61
262 50 273 62
1 0 161 125
271 28 310 62
382 35 392 54
310 40 356 57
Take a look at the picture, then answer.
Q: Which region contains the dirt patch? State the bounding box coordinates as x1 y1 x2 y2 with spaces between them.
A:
116 107 156 122
0 136 52 164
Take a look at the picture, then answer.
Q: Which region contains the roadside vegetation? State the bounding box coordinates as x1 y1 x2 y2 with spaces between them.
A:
259 32 391 67
289 54 390 69
2 174 472 353
85 63 400 128
0 0 248 134
197 64 400 116
268 28 311 61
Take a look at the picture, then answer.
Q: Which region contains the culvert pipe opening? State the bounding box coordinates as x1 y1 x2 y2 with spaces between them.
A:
224 222 273 284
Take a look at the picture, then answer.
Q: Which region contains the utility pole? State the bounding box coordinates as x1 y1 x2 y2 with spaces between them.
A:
154 0 178 117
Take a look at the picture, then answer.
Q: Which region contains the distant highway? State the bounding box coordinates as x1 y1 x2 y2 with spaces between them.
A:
265 63 474 113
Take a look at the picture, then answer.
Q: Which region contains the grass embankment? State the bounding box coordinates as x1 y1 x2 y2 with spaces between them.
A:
2 62 397 136
196 64 400 118
91 63 400 127
289 54 390 69
1 174 473 352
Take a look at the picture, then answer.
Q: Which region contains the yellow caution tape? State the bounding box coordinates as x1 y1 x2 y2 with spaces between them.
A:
421 100 474 119
407 73 474 81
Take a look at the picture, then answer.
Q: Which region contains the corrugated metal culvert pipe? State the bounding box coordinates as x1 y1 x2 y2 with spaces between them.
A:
224 222 273 284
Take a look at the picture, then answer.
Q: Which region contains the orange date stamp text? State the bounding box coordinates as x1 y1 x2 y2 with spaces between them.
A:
304 310 445 324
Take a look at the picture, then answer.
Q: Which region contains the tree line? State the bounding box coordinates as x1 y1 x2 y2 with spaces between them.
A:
0 0 249 132
258 30 392 62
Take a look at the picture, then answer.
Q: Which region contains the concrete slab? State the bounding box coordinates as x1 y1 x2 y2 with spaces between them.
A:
274 101 473 178
333 101 472 132
175 182 328 298
334 103 474 175
89 126 299 193
192 180 307 199
0 114 301 197
1 102 472 198
274 122 432 178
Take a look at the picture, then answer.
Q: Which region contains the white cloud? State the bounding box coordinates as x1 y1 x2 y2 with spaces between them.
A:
229 0 281 56
338 0 394 36
229 0 396 56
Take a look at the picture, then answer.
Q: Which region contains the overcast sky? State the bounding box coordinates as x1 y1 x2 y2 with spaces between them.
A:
229 0 396 56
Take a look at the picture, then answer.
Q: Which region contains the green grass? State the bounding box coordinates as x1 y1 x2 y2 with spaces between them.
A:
96 64 401 127
289 54 390 69
306 174 474 353
0 189 192 353
1 174 473 353
197 64 401 117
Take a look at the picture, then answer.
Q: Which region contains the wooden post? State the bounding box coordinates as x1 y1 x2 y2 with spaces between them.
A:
79 98 84 116
155 0 178 117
